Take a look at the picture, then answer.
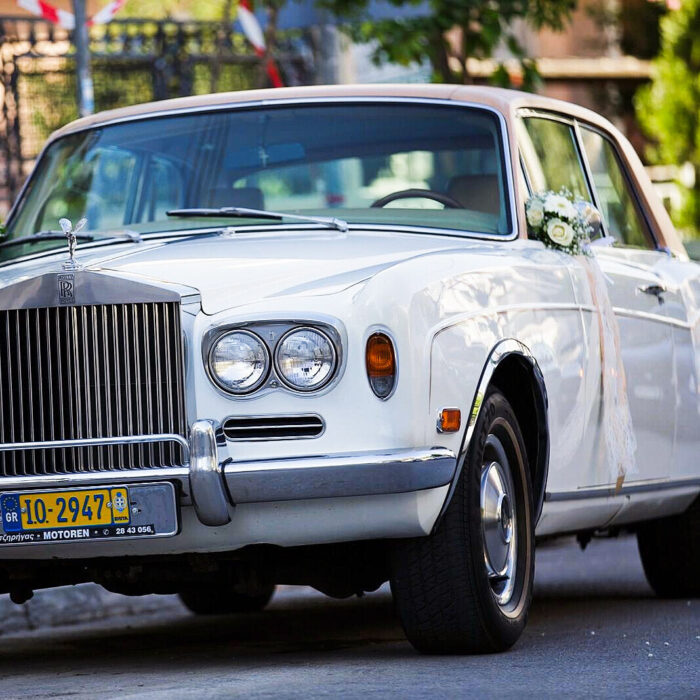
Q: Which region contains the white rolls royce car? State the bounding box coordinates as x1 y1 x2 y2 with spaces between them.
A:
0 85 698 654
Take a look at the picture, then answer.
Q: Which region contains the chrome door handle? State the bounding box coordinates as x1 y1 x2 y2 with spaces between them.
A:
637 283 666 304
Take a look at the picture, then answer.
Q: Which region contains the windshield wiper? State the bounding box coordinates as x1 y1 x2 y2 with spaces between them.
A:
166 206 349 233
0 230 94 251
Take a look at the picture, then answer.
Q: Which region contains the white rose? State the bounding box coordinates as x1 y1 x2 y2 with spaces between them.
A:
546 218 575 247
544 194 577 220
526 200 545 227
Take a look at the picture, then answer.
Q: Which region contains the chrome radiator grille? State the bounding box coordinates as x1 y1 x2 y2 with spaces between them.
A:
0 302 187 477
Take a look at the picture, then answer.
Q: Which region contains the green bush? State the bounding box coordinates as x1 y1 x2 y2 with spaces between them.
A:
635 0 700 238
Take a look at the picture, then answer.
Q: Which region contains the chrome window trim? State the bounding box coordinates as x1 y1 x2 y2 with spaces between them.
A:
4 96 519 246
517 106 662 252
202 317 346 399
516 108 594 204
573 118 661 251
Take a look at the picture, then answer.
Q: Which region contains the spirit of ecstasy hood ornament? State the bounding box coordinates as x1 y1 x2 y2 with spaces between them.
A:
58 217 87 270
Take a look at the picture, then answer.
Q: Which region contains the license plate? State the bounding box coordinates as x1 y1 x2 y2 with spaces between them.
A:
2 487 130 532
0 483 178 545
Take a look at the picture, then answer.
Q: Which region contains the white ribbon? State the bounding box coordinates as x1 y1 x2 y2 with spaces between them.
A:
579 247 638 488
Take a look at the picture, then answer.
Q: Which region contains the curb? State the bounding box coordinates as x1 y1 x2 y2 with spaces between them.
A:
0 584 184 635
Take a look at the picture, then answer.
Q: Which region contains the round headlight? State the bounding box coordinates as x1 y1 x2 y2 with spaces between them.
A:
209 330 269 394
275 327 337 391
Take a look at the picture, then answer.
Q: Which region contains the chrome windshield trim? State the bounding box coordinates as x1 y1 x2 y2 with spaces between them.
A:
5 96 518 244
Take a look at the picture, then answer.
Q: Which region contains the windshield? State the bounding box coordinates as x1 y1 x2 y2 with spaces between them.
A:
3 102 512 262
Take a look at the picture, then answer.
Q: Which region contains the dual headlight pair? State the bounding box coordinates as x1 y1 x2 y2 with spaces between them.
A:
209 327 337 395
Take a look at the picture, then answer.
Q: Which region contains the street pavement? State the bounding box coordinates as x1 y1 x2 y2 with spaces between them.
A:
0 534 698 699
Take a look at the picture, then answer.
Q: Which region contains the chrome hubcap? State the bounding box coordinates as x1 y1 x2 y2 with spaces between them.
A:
480 438 517 606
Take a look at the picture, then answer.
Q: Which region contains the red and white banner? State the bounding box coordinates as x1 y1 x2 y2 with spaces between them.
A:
88 0 127 27
18 0 75 29
17 0 126 28
237 0 284 88
18 0 284 88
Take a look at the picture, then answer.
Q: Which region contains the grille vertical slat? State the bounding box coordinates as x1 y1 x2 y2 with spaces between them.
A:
0 301 186 478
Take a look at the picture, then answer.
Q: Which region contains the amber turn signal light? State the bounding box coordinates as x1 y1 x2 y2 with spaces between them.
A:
438 408 461 433
366 332 396 399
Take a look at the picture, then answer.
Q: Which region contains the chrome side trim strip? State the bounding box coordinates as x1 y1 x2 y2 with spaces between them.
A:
546 477 700 501
612 306 692 330
432 302 597 338
432 338 549 531
223 447 457 503
188 420 231 526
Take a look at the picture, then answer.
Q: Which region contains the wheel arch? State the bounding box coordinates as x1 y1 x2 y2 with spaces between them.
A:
432 338 549 533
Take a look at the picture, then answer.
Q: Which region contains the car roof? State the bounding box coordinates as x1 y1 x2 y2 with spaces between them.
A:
50 83 616 141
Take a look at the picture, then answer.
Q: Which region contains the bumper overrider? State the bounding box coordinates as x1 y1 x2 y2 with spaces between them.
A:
0 420 457 549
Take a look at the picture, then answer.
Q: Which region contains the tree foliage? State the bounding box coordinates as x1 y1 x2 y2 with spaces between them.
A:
317 0 576 89
119 0 234 21
635 0 700 235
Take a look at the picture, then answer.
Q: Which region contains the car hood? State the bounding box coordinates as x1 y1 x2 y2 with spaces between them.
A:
0 229 474 315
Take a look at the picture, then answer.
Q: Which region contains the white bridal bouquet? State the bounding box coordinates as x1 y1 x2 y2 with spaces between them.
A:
525 189 592 256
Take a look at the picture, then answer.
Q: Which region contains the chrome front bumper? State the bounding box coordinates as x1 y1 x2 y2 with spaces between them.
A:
0 420 458 529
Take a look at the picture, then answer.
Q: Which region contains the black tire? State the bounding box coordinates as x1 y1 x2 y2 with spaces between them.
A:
390 389 535 654
179 584 276 615
637 496 700 598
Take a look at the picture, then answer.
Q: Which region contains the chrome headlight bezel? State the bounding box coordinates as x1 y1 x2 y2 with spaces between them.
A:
203 319 344 398
207 329 271 395
274 326 338 393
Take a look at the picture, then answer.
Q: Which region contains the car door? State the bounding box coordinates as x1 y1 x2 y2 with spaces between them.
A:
576 124 676 485
519 113 675 487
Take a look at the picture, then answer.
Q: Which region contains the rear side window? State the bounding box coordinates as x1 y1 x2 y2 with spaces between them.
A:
579 127 651 249
518 117 591 200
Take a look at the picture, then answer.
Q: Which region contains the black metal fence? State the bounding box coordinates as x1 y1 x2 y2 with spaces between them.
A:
0 16 316 214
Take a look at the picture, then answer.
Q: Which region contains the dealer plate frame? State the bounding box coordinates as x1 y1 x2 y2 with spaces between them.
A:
0 482 179 546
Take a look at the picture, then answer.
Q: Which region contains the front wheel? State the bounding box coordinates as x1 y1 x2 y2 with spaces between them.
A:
391 389 535 654
179 583 276 615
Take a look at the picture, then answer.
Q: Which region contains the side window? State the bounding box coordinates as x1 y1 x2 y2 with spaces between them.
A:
579 127 651 248
518 117 591 200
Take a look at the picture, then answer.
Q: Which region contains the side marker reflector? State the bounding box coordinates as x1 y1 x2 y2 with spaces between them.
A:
438 408 461 433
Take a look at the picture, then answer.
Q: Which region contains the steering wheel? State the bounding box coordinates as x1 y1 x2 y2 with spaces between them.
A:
370 188 464 209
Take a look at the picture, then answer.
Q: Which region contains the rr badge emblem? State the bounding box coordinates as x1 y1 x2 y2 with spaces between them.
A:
57 273 75 305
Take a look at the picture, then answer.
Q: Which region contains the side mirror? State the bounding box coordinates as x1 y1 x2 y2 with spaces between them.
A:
575 201 604 239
